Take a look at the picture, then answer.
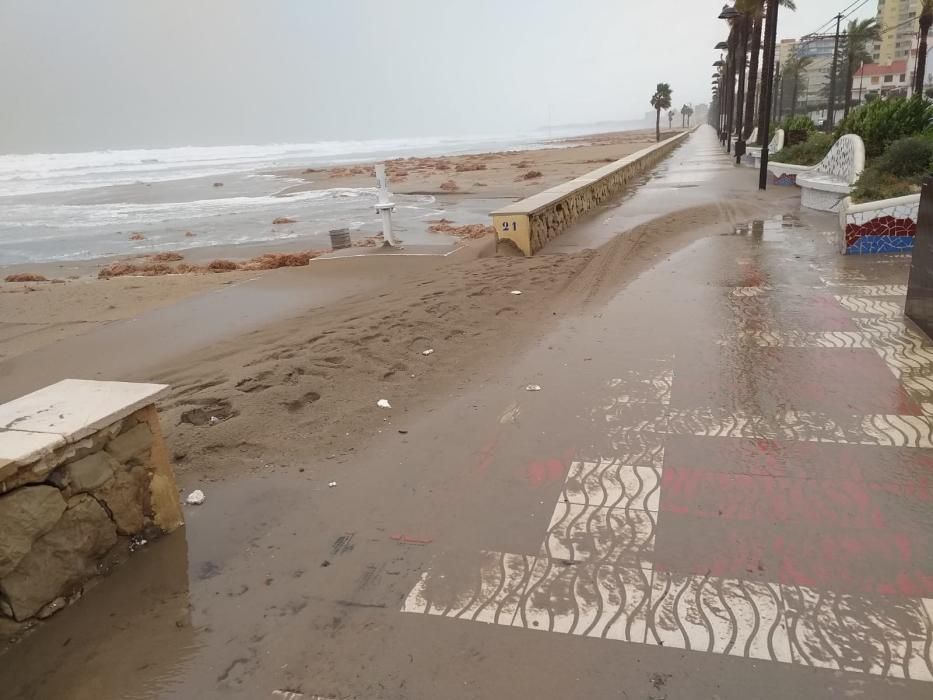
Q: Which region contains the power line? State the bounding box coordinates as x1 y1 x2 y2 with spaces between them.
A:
805 0 869 38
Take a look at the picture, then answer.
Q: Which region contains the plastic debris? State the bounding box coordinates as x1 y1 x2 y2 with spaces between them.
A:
328 481 337 488
421 349 435 356
186 489 206 505
525 384 542 392
208 416 220 425
377 399 392 408
510 290 523 295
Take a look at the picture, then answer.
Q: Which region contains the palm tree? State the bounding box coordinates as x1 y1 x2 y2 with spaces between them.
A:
739 0 796 143
915 0 933 96
681 104 694 127
781 54 812 117
843 18 881 118
756 0 797 143
650 83 673 142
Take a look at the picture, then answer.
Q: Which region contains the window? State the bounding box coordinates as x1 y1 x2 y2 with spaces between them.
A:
900 74 907 81
872 76 881 84
884 75 894 82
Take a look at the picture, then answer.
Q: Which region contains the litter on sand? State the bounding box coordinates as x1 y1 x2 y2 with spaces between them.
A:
208 416 220 425
328 481 337 488
525 385 542 392
377 399 392 408
510 290 523 295
186 489 206 505
421 349 435 356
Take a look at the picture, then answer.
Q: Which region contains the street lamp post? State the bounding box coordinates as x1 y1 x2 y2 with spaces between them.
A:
720 5 740 154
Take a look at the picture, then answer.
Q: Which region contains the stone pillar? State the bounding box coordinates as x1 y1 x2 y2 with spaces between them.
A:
906 177 933 337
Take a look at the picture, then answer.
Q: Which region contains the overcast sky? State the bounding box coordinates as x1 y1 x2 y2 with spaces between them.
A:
0 0 876 154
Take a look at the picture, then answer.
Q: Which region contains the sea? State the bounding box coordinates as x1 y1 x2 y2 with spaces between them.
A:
0 122 649 265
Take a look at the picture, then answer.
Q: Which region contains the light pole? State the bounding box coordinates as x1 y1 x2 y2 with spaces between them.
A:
720 4 741 153
827 13 843 131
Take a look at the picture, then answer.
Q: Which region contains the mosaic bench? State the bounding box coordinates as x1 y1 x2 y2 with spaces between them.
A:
839 193 920 254
742 129 784 169
795 134 865 213
0 379 183 632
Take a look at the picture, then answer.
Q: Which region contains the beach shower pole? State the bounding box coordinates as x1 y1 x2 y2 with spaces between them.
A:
374 163 398 247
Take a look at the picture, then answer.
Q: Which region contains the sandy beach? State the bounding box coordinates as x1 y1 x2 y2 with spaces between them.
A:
0 127 707 481
0 128 675 369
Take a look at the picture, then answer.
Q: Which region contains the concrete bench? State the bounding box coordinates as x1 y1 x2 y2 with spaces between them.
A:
743 129 784 169
768 134 865 208
796 135 865 212
491 130 692 256
0 379 183 628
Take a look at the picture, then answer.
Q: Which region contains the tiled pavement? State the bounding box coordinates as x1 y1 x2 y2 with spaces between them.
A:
402 200 933 683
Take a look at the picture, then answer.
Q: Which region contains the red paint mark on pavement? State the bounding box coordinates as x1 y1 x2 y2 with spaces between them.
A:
390 534 434 545
660 467 886 529
526 459 567 488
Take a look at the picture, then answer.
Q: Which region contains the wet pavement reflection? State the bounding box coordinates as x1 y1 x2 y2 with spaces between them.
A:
3 126 932 699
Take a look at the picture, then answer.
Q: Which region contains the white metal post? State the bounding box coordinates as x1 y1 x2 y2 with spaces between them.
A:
374 163 398 247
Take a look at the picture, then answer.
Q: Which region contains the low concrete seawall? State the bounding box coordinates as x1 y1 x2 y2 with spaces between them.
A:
491 129 692 256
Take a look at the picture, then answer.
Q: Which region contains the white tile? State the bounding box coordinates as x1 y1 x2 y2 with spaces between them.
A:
400 551 534 626
782 584 933 677
516 559 652 643
543 501 656 565
562 460 661 512
648 572 792 663
0 379 169 442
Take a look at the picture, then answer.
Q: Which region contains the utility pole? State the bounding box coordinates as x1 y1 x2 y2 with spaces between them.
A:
827 13 843 131
759 0 780 191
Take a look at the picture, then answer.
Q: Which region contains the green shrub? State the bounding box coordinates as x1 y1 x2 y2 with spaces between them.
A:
874 135 933 178
780 115 816 146
772 132 834 166
851 167 922 203
833 96 933 158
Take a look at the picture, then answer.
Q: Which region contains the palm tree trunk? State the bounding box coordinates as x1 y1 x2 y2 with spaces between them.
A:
844 56 855 119
656 108 661 142
791 72 798 117
734 17 750 149
744 12 763 142
916 20 932 96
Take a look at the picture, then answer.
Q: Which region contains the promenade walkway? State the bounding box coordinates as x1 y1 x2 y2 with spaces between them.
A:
3 126 931 699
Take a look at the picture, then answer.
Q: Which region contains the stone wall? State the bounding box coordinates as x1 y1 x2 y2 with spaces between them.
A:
0 404 182 634
492 130 692 256
526 134 687 254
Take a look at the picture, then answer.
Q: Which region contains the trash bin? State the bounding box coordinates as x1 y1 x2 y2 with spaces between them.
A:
329 228 351 250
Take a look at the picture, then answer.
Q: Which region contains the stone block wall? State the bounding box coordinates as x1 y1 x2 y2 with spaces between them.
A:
0 404 182 632
525 135 687 254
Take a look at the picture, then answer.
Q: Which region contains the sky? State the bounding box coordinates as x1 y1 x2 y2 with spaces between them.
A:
0 0 877 154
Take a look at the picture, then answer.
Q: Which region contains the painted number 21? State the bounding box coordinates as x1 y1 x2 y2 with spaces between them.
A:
501 221 518 232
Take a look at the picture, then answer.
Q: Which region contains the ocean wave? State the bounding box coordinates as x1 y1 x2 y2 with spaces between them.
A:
0 133 540 198
0 187 408 230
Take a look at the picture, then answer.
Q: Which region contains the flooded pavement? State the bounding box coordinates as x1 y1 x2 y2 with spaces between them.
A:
3 126 933 699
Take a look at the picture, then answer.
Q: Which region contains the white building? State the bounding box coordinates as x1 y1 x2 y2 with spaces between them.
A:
851 59 911 102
